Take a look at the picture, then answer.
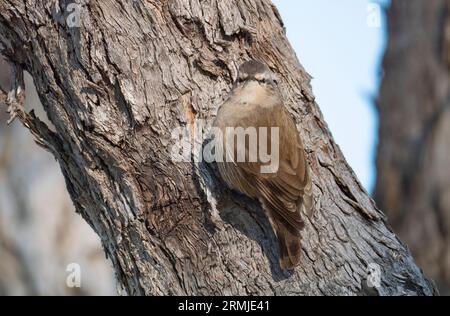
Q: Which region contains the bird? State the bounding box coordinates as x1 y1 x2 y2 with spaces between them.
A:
213 60 314 270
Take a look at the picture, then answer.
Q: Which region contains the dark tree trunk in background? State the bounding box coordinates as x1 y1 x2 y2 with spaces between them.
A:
0 0 435 295
376 0 450 293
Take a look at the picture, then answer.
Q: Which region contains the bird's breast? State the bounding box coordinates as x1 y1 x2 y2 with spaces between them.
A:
232 82 278 108
215 85 279 129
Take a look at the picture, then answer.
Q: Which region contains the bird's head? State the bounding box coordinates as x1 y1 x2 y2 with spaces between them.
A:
235 60 277 87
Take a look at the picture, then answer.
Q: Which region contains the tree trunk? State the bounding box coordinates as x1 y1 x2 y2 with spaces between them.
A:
0 0 436 295
0 57 115 295
376 0 450 293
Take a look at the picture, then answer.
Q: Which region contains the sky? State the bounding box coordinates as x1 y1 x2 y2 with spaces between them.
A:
272 0 390 193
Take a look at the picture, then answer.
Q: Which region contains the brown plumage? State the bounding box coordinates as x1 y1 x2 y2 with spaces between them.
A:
213 60 314 269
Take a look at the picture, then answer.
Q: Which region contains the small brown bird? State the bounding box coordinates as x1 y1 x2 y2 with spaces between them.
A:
213 60 314 270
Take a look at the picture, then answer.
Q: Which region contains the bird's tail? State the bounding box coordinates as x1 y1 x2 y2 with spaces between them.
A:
273 215 302 270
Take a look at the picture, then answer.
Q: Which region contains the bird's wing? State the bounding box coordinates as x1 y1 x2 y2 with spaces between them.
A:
235 104 314 230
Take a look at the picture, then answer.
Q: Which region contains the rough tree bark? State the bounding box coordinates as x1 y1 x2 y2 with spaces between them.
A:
0 57 115 295
376 0 450 293
0 0 436 295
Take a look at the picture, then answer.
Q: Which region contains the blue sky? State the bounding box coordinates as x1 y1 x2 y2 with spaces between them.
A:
272 0 390 192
